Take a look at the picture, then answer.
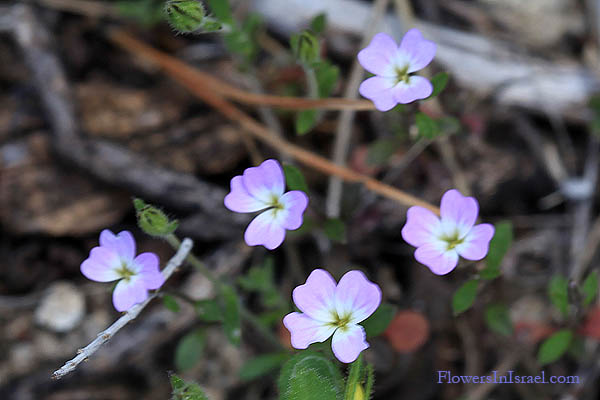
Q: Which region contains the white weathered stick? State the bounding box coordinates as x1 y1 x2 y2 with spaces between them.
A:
51 238 194 380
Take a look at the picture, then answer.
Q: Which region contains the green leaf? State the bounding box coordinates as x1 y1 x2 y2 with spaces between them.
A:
278 352 343 400
581 270 599 306
195 299 223 322
314 61 339 98
207 0 233 24
484 304 513 336
162 294 180 313
310 13 327 35
548 275 569 316
283 165 309 193
415 112 441 139
427 72 449 99
452 279 479 315
170 373 209 400
323 218 346 243
296 109 318 135
239 353 289 381
175 329 206 371
366 137 402 166
291 31 320 65
238 258 275 292
362 303 396 337
537 329 573 365
481 221 513 280
222 285 242 346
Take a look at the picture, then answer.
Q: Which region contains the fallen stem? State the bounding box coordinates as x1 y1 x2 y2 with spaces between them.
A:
107 29 440 215
51 238 194 380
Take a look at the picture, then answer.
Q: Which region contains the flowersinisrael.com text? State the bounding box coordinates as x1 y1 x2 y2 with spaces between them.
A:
437 371 580 384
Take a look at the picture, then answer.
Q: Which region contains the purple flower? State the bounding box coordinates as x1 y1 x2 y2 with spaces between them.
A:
224 159 309 250
81 230 165 312
283 269 382 363
401 189 495 275
358 29 436 111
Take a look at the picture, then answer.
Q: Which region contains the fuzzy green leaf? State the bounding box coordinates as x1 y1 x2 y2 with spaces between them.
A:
484 304 513 336
452 279 479 315
278 352 343 400
222 285 242 346
481 221 513 280
362 303 396 337
537 329 573 365
427 72 449 99
175 329 206 371
162 294 180 313
548 275 569 316
283 165 309 193
582 270 599 306
323 218 346 243
415 112 441 139
239 353 289 381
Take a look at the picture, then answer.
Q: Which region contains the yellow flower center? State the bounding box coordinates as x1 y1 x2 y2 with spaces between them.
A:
440 231 464 251
328 311 352 331
394 65 411 85
115 261 135 282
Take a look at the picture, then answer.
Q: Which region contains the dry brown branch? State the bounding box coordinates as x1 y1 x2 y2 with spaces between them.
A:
108 29 440 215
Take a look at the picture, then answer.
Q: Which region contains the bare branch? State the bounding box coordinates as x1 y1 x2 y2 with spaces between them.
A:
51 238 194 380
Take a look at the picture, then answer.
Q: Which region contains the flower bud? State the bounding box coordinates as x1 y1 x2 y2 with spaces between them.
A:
134 198 178 237
165 0 222 33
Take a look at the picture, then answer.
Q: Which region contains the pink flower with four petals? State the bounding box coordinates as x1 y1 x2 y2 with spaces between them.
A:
401 189 495 275
224 159 309 250
283 269 382 363
81 230 165 311
358 29 436 111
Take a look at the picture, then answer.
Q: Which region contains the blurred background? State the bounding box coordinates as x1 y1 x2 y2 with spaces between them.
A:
2 0 600 399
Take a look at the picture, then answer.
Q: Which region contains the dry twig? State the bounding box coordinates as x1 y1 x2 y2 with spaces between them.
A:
108 29 441 215
52 238 194 380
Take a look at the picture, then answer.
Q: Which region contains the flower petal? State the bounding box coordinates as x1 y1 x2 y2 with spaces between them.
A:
440 189 479 238
292 269 337 322
283 312 336 349
359 76 398 112
99 229 136 262
80 247 121 282
134 252 165 290
112 277 148 312
456 223 495 261
357 32 399 76
401 206 442 248
242 159 285 203
335 270 382 324
224 175 268 213
399 28 436 73
279 190 309 230
393 76 433 104
244 210 286 250
414 242 459 275
331 324 369 363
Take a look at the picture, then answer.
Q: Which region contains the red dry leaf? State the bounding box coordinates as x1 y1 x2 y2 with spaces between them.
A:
579 307 600 340
384 310 430 353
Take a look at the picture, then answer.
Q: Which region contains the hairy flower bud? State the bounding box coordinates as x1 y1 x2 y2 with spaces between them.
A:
134 198 178 238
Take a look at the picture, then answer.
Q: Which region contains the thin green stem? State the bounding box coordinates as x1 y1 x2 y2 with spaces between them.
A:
165 234 285 350
344 354 363 400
